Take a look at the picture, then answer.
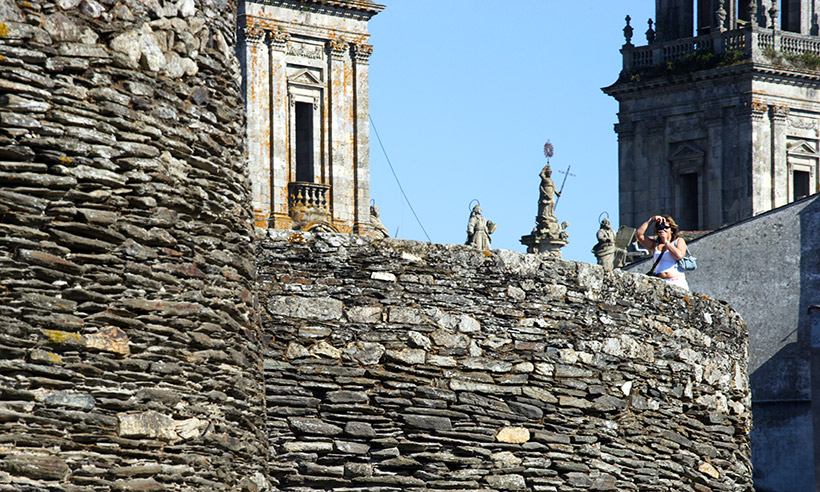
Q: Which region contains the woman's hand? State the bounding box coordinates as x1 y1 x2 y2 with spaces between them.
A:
658 228 671 244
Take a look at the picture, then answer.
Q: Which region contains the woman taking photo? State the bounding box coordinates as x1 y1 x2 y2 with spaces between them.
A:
635 215 689 290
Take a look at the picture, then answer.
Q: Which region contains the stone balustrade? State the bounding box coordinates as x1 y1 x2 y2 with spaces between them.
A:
623 24 820 71
288 181 331 211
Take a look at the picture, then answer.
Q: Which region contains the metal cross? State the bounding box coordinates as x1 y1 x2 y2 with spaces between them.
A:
554 164 576 210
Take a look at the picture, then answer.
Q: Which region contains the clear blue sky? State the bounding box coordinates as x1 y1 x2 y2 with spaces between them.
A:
367 1 654 263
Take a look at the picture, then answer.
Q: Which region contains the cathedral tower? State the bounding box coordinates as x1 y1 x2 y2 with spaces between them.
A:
238 0 384 233
604 0 820 231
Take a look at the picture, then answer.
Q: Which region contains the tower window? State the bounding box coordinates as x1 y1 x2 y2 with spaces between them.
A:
680 172 699 230
793 170 810 200
295 102 314 182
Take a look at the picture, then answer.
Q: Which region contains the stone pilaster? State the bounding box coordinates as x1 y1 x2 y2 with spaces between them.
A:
352 43 373 235
269 29 291 230
328 38 354 232
770 105 789 209
632 119 650 226
705 112 725 229
615 120 636 227
242 25 271 228
749 101 771 216
645 118 667 211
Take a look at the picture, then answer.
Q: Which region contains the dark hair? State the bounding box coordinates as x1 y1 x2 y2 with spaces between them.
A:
654 215 680 241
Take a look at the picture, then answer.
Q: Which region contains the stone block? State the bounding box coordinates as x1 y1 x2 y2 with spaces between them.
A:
1 454 69 480
118 411 177 440
485 474 526 490
495 427 530 444
268 295 343 321
403 414 452 431
288 417 343 436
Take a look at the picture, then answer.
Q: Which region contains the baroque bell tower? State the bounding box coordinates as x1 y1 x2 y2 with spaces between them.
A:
237 0 384 233
604 0 820 231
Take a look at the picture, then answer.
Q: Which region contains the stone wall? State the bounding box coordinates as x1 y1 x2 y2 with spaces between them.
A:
624 194 820 492
0 0 267 490
258 231 754 492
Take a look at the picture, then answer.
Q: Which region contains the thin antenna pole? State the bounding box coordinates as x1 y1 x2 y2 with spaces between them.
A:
370 115 432 243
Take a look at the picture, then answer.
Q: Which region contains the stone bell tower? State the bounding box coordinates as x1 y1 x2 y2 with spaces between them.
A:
604 0 820 232
238 0 384 233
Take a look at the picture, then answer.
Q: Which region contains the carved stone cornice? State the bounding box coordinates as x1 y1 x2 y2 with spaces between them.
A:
243 25 267 45
328 39 350 61
770 105 790 121
269 29 290 52
352 43 373 64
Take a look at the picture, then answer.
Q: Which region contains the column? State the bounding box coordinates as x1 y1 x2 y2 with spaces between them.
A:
352 43 373 235
269 29 291 229
241 25 271 228
328 38 354 232
771 105 789 209
705 112 724 229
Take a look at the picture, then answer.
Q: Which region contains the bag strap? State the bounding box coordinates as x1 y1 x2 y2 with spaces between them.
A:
648 241 664 276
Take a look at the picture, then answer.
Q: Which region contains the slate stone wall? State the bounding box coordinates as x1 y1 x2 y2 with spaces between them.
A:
0 0 267 490
258 230 754 492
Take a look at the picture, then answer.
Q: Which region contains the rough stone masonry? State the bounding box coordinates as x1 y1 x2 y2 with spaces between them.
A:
0 0 267 490
258 230 753 492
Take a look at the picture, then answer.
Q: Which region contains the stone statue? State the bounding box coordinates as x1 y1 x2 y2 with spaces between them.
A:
370 204 389 239
592 218 617 269
521 163 569 257
538 165 560 223
466 205 495 251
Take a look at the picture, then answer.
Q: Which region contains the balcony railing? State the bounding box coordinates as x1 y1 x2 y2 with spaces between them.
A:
288 181 330 211
623 24 820 72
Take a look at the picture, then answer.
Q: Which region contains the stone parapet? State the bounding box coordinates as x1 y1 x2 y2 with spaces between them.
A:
0 0 267 489
257 231 754 492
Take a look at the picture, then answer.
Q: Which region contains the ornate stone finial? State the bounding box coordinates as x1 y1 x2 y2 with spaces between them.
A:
465 204 496 251
716 3 727 32
623 15 634 45
748 0 758 27
769 5 779 30
646 18 656 44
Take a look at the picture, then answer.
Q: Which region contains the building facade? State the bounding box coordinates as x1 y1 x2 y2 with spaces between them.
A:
237 0 384 233
604 0 820 232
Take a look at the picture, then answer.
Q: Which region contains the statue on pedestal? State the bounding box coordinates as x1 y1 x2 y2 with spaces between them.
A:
466 204 496 251
370 204 389 239
592 217 617 269
520 141 570 258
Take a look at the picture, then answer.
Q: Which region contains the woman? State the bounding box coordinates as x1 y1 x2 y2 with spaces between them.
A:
635 215 689 290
